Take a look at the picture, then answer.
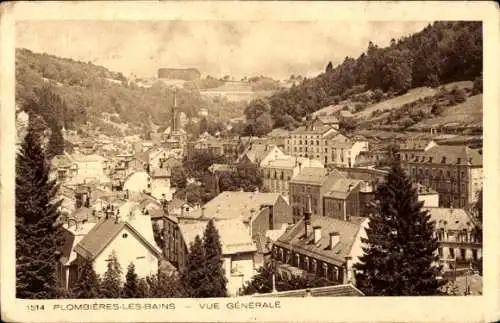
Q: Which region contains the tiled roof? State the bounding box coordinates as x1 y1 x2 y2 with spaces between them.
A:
75 218 162 260
275 215 367 267
324 178 362 200
290 167 345 186
178 219 257 255
252 283 364 297
150 167 170 178
406 145 482 167
424 207 478 231
239 143 278 164
262 156 323 170
400 139 434 151
52 155 73 168
184 191 284 221
339 110 353 118
317 115 340 124
290 124 334 135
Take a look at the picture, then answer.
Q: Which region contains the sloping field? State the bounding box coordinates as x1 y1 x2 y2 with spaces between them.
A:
411 94 482 129
355 86 438 120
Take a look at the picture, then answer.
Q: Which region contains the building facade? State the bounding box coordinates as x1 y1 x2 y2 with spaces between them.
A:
261 156 324 198
425 207 482 271
401 146 482 209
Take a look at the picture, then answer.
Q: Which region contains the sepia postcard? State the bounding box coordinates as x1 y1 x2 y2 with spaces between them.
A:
1 1 499 322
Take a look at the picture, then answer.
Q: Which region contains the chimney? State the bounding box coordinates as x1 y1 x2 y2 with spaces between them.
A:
304 195 312 238
344 256 353 284
347 184 353 192
329 232 340 249
313 226 322 244
115 210 120 224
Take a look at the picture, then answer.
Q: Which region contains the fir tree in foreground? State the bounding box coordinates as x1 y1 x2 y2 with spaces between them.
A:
100 251 122 298
46 125 65 159
181 235 206 297
73 259 101 299
354 161 445 296
147 271 187 298
201 219 227 297
16 115 65 299
122 263 139 298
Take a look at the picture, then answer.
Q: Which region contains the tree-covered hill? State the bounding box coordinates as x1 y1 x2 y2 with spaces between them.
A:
15 48 246 137
243 21 482 135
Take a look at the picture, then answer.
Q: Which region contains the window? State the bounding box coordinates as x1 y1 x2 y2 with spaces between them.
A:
122 233 128 238
449 248 455 259
438 248 443 258
460 249 466 260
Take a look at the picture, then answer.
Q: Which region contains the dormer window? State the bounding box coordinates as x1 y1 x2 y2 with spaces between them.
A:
441 156 446 164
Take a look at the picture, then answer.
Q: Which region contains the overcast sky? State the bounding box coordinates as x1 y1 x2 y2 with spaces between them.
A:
16 20 431 80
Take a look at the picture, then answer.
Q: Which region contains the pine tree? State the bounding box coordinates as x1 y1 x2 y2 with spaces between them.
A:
73 259 101 299
148 272 187 298
325 61 333 73
201 219 227 297
354 161 445 296
180 235 206 297
122 263 139 298
100 251 122 298
136 278 150 298
16 115 66 299
46 126 65 159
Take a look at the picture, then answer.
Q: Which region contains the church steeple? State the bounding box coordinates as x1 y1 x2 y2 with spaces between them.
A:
171 88 177 132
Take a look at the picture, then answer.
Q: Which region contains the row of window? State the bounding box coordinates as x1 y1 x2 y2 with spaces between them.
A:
438 247 479 261
408 166 466 180
436 230 480 243
273 247 343 282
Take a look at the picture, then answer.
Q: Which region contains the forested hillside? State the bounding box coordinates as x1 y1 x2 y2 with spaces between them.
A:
15 48 245 137
243 21 482 135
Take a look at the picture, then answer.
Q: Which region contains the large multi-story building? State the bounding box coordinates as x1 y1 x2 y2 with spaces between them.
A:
425 207 482 271
273 212 369 286
261 156 324 198
401 145 482 209
284 122 368 168
289 167 347 222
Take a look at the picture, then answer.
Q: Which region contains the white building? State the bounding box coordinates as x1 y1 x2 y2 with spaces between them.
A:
59 204 163 289
425 207 482 271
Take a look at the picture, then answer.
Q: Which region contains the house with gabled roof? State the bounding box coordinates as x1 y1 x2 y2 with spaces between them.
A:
72 215 162 285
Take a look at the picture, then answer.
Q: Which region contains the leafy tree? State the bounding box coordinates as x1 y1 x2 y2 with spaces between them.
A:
199 117 209 135
218 164 263 192
354 161 445 296
472 75 483 95
431 103 443 116
16 115 66 299
200 219 227 297
73 259 101 299
181 235 206 297
171 166 188 189
122 263 139 298
100 251 122 298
